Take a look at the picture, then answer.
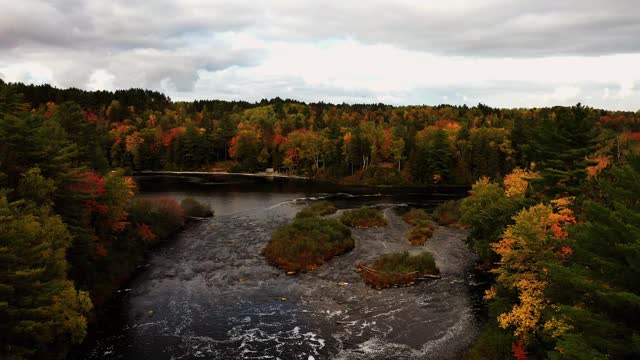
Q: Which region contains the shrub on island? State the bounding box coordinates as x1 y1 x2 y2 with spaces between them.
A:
181 197 214 218
402 208 431 225
406 220 435 245
432 199 463 226
340 206 387 228
263 216 354 273
128 197 185 240
295 200 338 219
357 251 439 289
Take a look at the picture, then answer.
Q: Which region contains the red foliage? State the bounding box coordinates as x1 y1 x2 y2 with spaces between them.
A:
274 134 287 146
137 223 157 242
229 136 239 158
85 200 109 214
96 243 108 257
628 132 640 141
82 110 98 122
162 127 186 147
512 339 528 360
69 170 106 197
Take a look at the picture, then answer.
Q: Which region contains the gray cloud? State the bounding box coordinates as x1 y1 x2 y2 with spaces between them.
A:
1 0 639 109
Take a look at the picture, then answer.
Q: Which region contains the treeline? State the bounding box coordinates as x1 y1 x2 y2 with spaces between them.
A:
3 80 639 186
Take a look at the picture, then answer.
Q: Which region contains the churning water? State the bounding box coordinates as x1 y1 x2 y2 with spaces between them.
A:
80 175 481 359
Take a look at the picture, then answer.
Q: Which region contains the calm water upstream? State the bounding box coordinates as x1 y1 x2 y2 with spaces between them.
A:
79 175 482 360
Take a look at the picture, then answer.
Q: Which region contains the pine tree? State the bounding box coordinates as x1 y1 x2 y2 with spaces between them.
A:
529 104 600 197
546 155 640 359
0 192 92 359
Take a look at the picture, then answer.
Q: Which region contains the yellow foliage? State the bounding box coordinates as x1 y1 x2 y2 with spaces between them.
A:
503 168 540 198
543 316 573 338
484 287 497 300
497 276 547 338
491 199 577 340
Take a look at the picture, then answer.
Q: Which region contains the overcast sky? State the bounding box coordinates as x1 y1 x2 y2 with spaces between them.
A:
1 0 639 109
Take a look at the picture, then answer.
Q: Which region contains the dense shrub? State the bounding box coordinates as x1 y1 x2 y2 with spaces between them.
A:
295 200 337 218
128 197 185 240
432 199 463 226
263 216 354 272
406 220 435 245
340 206 387 228
402 208 431 225
181 197 214 218
357 251 439 288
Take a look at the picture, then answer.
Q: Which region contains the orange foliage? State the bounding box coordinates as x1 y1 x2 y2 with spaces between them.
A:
110 123 131 145
45 102 57 119
586 157 610 177
434 119 461 130
125 131 144 153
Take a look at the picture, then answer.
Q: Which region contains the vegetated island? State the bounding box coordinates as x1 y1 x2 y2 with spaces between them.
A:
262 202 354 273
340 206 388 228
402 208 435 246
356 251 440 289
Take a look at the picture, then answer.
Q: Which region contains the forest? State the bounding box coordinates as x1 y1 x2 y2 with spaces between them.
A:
1 79 639 359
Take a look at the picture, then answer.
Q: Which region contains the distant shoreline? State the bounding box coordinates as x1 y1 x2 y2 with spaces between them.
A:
134 170 310 180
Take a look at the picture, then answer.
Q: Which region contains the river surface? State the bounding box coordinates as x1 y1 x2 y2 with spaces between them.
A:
81 175 481 359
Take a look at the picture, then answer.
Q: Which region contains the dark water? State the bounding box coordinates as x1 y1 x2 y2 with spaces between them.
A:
80 175 481 360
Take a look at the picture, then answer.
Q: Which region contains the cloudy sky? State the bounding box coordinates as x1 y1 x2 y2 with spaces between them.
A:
1 0 640 109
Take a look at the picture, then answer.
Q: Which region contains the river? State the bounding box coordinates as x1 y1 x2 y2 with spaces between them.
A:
80 175 482 359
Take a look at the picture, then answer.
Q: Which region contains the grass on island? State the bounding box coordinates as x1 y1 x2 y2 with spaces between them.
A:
402 208 431 225
406 220 435 246
432 199 464 226
181 197 214 218
262 216 354 273
340 206 387 228
357 251 440 289
295 200 338 219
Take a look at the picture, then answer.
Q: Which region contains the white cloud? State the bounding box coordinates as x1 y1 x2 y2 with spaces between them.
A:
1 0 640 110
87 69 115 91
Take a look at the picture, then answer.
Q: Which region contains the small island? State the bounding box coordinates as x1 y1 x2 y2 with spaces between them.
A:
402 208 435 246
357 251 440 289
263 203 354 273
340 206 388 228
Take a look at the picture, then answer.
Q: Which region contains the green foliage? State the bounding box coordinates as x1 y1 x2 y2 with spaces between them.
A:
263 216 354 272
460 179 528 264
295 200 337 218
412 128 451 184
544 155 640 359
340 206 387 228
359 251 439 288
528 104 600 197
371 251 439 275
0 195 92 359
180 197 214 218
